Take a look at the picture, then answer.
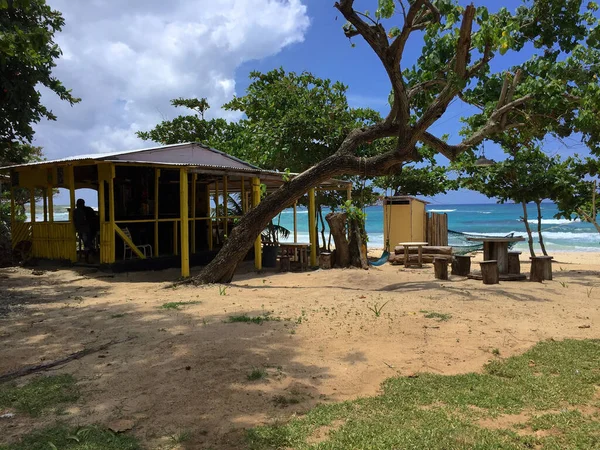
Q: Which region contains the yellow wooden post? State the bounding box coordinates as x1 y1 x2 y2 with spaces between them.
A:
68 165 76 262
43 190 47 222
48 184 54 222
252 177 262 270
191 173 197 253
241 177 246 213
308 187 317 267
293 201 298 243
207 183 213 251
108 165 116 262
154 168 160 257
10 186 15 226
30 189 36 223
214 180 219 244
98 179 105 223
180 168 190 277
347 184 352 201
223 175 228 237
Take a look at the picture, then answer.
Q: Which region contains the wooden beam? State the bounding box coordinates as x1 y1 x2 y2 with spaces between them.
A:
108 164 116 263
207 183 213 251
68 165 76 262
114 224 145 259
241 177 246 213
43 190 47 222
180 168 190 277
223 175 228 237
252 177 262 270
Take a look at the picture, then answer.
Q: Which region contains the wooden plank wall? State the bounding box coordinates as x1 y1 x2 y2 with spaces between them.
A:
426 213 448 246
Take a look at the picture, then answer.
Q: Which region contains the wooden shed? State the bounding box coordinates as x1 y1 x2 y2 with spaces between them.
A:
2 142 350 277
383 196 429 247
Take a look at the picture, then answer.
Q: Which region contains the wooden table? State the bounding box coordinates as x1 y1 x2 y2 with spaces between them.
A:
279 242 310 271
398 241 429 268
466 236 525 275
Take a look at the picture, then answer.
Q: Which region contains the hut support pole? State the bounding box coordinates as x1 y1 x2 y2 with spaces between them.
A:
154 169 160 257
108 165 116 262
223 176 228 237
191 173 197 253
293 202 298 243
207 184 213 251
241 177 246 213
252 177 262 270
48 184 53 222
347 184 352 200
308 188 317 267
68 165 76 262
30 189 36 223
180 168 190 277
43 190 47 222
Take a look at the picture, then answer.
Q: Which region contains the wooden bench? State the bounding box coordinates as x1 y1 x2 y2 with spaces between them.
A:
480 260 499 285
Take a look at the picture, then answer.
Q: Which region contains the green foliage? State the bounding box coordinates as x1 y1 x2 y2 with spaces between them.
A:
226 313 277 324
0 375 79 416
0 0 80 146
247 367 268 381
1 424 140 450
421 310 452 321
159 301 201 310
247 339 600 449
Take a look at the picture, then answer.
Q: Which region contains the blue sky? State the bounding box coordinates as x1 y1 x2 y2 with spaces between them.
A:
45 0 591 206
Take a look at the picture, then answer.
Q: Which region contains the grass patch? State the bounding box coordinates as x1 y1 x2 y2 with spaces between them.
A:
247 339 600 449
226 313 277 324
159 301 201 310
247 368 268 381
0 375 79 416
420 310 452 321
0 424 140 450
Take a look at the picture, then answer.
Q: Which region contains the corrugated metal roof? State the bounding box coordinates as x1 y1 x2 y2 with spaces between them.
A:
0 142 261 170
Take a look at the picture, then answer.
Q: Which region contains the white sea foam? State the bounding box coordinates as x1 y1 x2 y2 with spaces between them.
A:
525 218 579 225
428 209 456 213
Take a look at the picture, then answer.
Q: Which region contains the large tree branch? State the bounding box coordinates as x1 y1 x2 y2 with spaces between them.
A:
412 5 476 140
407 79 447 99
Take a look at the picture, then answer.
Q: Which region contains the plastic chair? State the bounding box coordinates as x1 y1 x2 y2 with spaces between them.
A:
123 227 153 259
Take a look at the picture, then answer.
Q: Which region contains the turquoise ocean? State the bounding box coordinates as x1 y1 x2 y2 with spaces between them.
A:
28 202 599 253
275 202 599 253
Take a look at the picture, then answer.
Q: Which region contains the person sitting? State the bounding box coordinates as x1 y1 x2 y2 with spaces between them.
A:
73 199 98 261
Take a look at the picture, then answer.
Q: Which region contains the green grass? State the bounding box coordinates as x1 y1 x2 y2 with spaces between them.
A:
0 375 79 416
159 301 201 310
247 367 268 381
247 339 600 449
226 313 277 324
421 310 452 321
0 424 140 450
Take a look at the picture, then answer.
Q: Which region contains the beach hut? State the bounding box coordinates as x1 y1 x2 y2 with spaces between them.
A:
1 142 350 277
383 196 429 247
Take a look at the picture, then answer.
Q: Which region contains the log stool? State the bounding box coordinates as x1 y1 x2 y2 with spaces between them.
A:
319 252 332 270
433 257 449 280
480 260 499 285
279 255 291 272
508 251 522 275
452 255 472 276
530 256 553 282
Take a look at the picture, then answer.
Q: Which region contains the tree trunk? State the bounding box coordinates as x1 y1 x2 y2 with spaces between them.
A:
535 201 548 256
325 212 350 267
318 205 327 251
521 201 535 258
348 218 368 269
184 133 439 284
433 258 449 280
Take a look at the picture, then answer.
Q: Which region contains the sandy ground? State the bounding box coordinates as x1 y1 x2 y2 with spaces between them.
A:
0 251 599 449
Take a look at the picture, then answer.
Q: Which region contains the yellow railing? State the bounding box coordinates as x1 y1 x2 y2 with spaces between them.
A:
30 222 77 261
11 222 32 248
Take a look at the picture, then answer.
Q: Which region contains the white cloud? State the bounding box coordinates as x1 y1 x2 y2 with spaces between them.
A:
34 0 310 160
